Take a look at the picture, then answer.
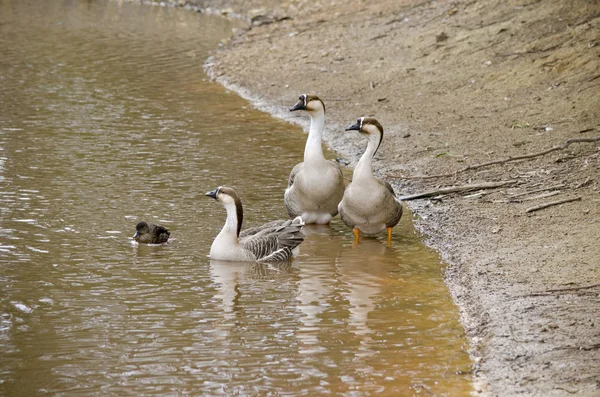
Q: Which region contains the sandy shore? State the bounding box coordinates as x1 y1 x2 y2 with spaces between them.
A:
149 0 598 395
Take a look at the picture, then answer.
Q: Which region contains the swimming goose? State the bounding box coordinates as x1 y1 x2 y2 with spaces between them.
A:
206 186 305 262
338 117 403 245
133 221 170 244
285 94 345 224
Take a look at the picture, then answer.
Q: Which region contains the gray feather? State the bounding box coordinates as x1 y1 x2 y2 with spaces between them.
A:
240 217 305 262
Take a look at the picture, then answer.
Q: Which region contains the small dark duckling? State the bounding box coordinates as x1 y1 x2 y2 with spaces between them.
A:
132 221 170 244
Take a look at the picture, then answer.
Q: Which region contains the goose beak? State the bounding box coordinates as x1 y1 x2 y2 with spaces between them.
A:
345 121 361 131
205 189 218 200
289 99 306 112
132 232 140 239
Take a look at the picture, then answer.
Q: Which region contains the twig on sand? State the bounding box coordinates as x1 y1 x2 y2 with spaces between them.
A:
519 191 561 202
575 177 592 189
546 283 600 293
400 180 516 200
389 137 600 180
526 283 600 297
525 197 581 213
509 184 565 198
498 43 561 58
554 386 579 394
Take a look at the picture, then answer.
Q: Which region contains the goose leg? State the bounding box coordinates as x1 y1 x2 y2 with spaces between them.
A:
386 227 393 247
352 228 360 246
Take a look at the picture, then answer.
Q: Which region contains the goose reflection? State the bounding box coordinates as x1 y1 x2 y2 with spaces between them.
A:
294 225 343 350
336 239 390 337
209 259 295 317
209 260 244 320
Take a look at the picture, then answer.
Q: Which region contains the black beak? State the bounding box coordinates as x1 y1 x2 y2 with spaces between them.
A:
205 189 218 199
289 99 306 112
132 231 140 239
345 121 361 131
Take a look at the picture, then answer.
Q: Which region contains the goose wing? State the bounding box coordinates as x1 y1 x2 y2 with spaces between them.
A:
287 162 303 188
258 247 295 263
328 159 344 179
338 201 355 229
240 218 305 262
386 198 403 228
378 180 403 228
382 180 395 196
285 163 304 218
241 233 280 260
328 159 346 193
239 219 288 239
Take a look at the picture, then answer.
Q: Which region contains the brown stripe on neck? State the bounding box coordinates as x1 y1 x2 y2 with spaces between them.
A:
375 126 384 155
234 195 243 238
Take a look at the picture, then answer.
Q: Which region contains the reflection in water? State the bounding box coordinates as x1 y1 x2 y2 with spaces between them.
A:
210 260 243 317
295 225 340 351
0 0 472 396
338 239 388 337
210 260 295 316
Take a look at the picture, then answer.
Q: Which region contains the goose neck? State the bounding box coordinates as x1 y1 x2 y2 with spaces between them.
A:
304 111 326 164
220 201 241 238
354 134 380 180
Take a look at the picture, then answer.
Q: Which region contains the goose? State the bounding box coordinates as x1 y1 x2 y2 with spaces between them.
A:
206 186 305 262
285 94 345 224
132 221 170 244
338 117 403 245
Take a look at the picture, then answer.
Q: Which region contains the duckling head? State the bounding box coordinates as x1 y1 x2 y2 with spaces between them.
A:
133 221 150 240
289 94 325 114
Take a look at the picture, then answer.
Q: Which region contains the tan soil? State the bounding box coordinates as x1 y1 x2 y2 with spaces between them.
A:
160 0 599 395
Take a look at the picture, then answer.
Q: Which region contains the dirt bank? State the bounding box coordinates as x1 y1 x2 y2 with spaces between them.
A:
150 0 598 395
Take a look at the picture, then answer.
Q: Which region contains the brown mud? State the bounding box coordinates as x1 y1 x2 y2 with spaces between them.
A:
150 0 598 395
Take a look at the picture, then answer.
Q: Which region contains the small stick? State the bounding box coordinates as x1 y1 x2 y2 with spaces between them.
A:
400 180 516 201
509 184 565 198
520 191 560 202
575 177 592 189
546 283 600 293
389 136 600 180
554 386 579 394
463 192 487 198
499 44 560 57
525 197 581 213
525 283 600 296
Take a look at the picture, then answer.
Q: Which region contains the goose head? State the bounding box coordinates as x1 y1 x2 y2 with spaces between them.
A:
345 117 384 154
289 94 325 114
205 186 244 237
133 221 150 240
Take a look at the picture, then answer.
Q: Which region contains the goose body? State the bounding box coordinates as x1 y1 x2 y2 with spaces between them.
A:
338 117 403 244
285 94 345 224
206 186 305 262
133 221 170 244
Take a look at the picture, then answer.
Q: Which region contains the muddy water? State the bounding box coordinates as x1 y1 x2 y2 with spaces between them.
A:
0 1 472 395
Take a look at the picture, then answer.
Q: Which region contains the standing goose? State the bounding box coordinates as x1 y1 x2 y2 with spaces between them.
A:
338 117 403 245
132 221 170 244
285 94 345 224
206 186 305 262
